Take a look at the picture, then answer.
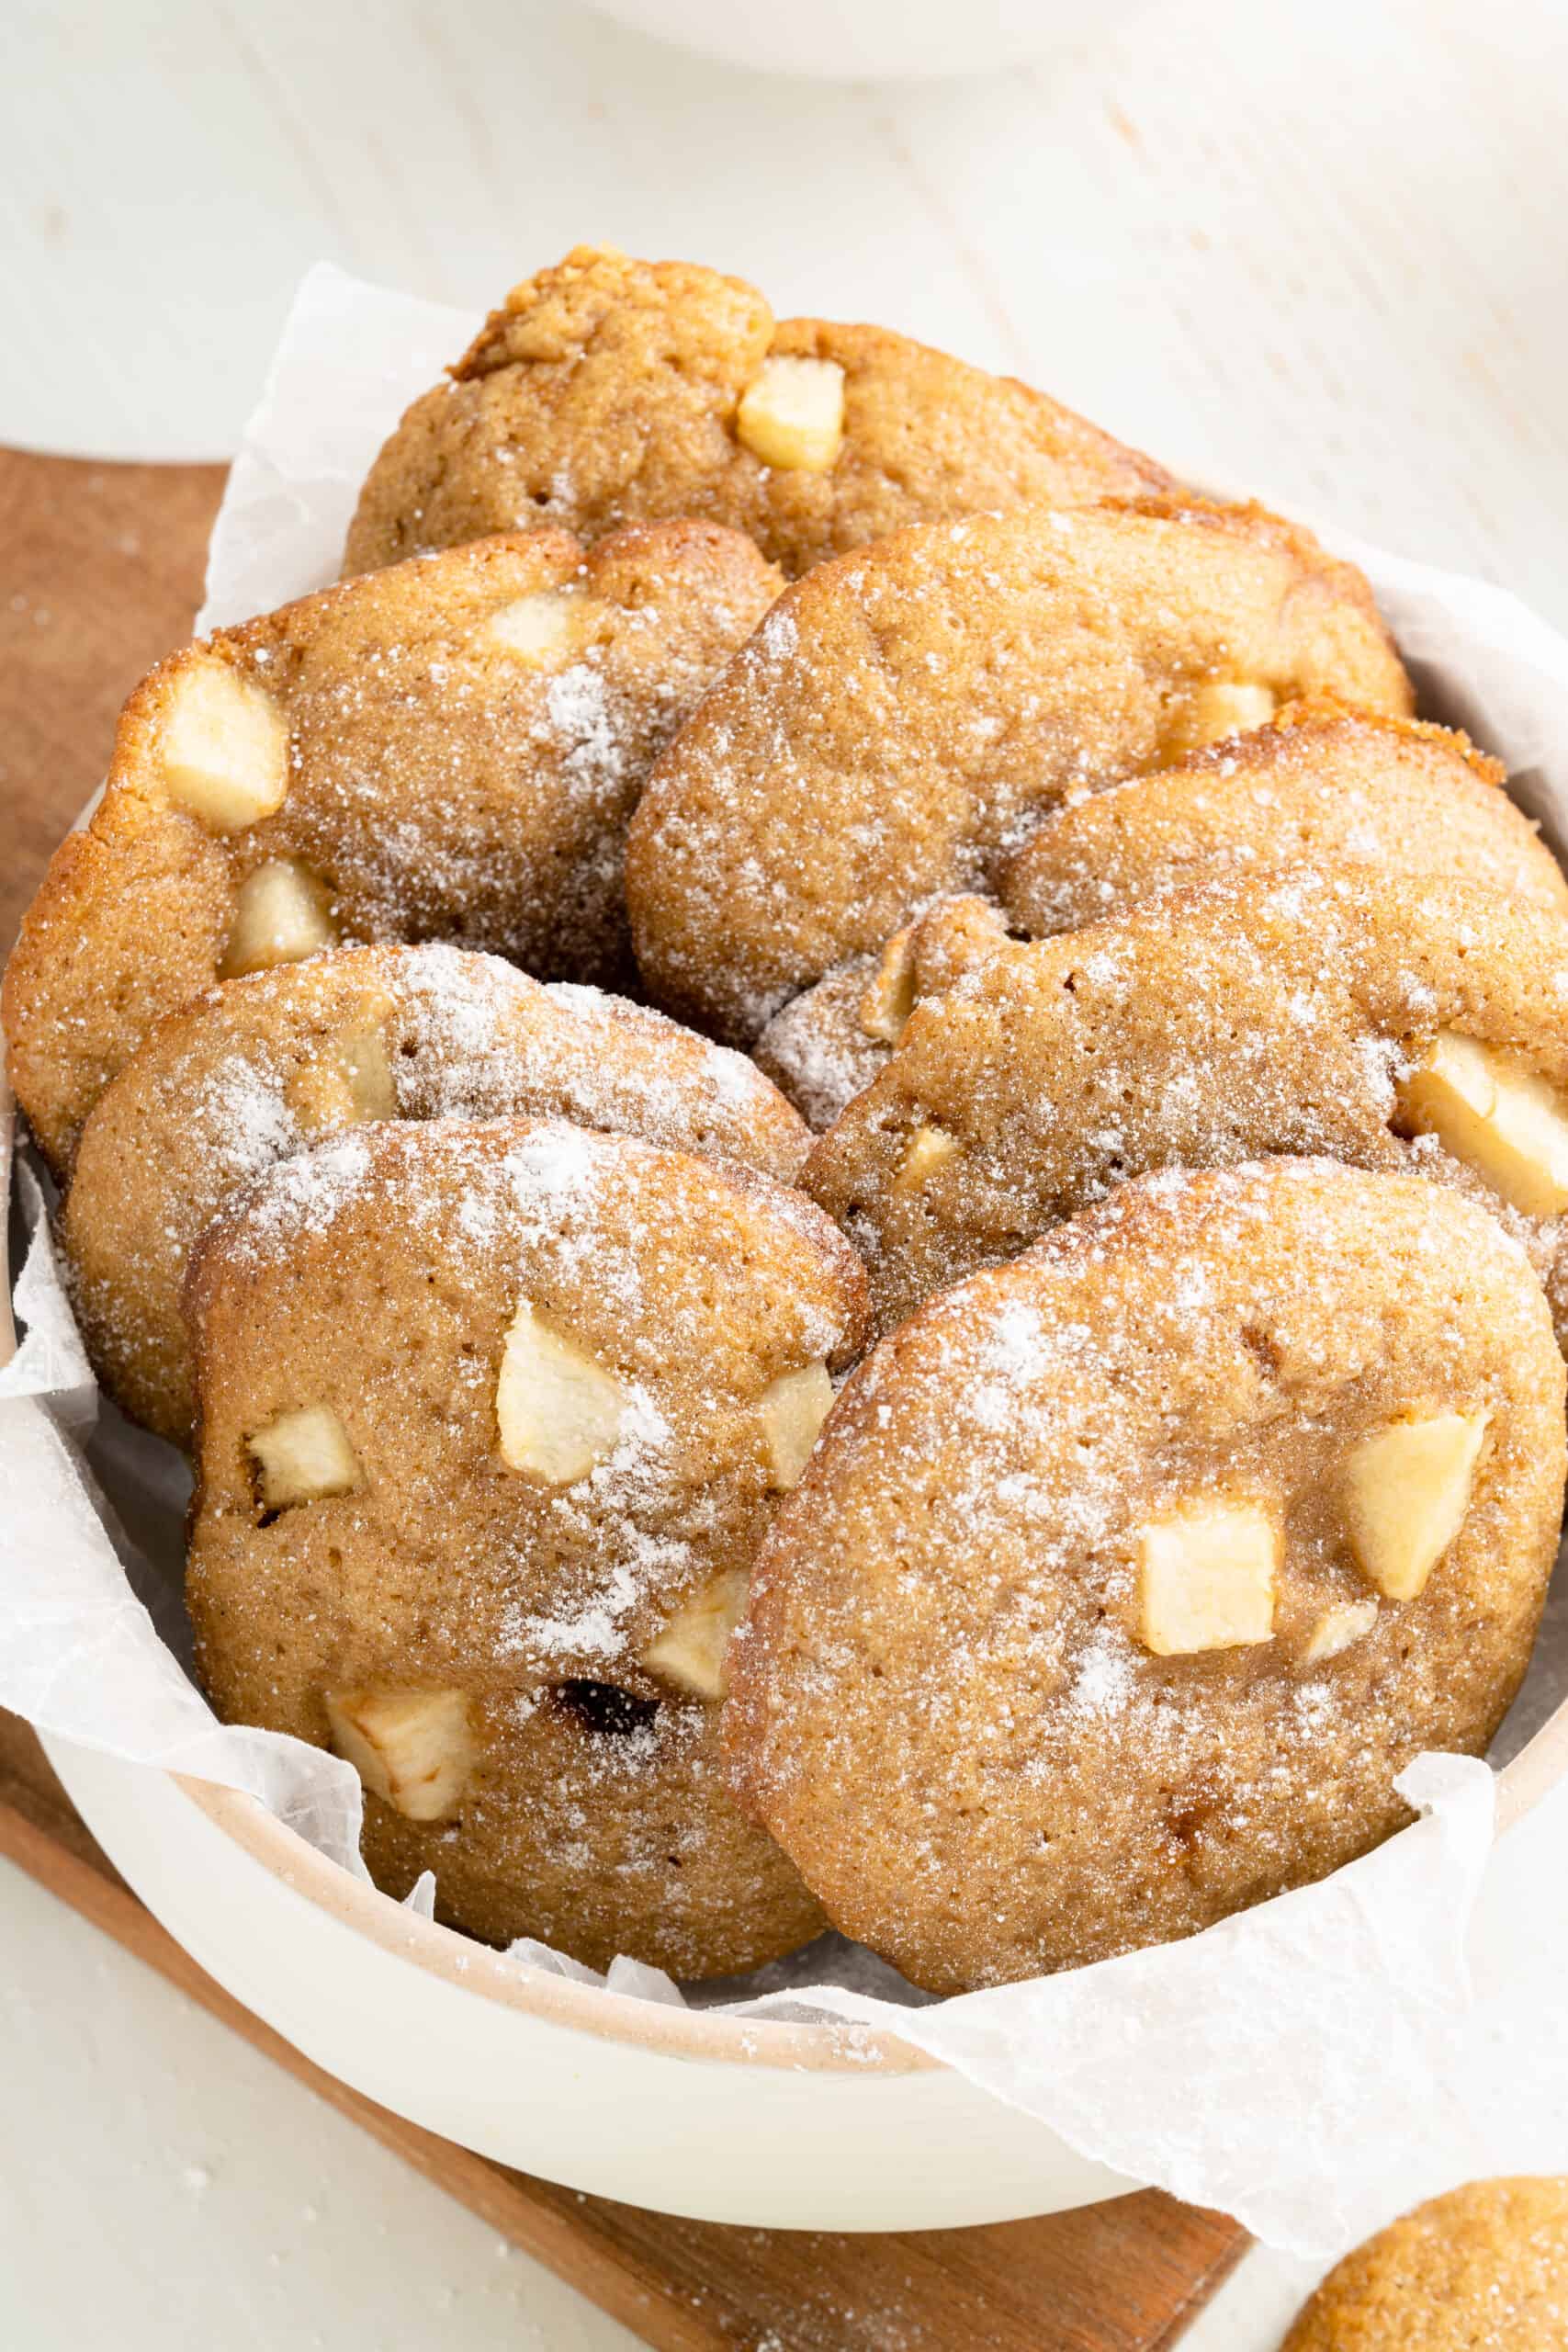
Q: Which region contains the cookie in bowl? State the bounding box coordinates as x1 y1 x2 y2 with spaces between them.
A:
2 519 780 1175
184 1116 867 1976
1002 699 1567 938
761 703 1560 1130
62 943 809 1446
344 243 1172 581
627 497 1412 1042
1281 2176 1568 2349
726 1159 1566 1994
803 868 1568 1340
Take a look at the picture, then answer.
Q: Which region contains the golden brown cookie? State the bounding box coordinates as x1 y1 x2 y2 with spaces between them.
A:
804 868 1568 1340
63 942 808 1446
764 707 1560 1130
3 521 780 1175
626 498 1413 1043
1281 2177 1568 2348
344 244 1171 580
727 1160 1565 1993
1003 700 1565 936
185 1115 867 1976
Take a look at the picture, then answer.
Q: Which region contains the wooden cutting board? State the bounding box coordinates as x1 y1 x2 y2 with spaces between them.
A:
0 446 1248 2351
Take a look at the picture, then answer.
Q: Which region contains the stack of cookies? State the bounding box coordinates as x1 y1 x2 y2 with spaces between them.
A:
6 246 1566 1995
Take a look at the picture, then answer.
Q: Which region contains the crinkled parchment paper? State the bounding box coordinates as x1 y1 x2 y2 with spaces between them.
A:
6 264 1568 2251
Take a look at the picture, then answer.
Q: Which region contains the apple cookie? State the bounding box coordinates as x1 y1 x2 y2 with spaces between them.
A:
726 1159 1566 1992
626 498 1413 1042
344 244 1172 581
3 520 780 1175
62 942 810 1446
804 867 1568 1339
1281 2177 1568 2349
1002 699 1567 937
184 1115 867 1975
763 706 1562 1131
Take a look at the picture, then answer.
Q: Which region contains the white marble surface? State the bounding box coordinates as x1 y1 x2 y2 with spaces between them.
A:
5 0 1568 2343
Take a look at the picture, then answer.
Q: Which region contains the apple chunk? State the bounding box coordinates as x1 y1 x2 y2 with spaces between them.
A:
640 1570 750 1701
484 589 586 666
496 1301 625 1485
1137 1501 1279 1656
758 1362 834 1490
159 656 289 831
894 1124 960 1194
1340 1410 1488 1600
221 859 338 977
1167 680 1278 757
1396 1032 1568 1217
248 1403 363 1510
324 1686 476 1822
1303 1598 1379 1664
859 924 918 1044
288 1028 396 1134
737 356 846 472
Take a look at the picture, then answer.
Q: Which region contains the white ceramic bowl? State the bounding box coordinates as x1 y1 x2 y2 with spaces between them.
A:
11 594 1568 2222
579 0 1144 82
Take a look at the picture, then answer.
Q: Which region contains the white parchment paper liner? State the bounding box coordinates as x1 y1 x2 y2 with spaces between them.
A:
6 264 1568 2253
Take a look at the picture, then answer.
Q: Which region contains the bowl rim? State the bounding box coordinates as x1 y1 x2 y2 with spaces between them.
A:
168 1769 931 2073
8 775 1568 2086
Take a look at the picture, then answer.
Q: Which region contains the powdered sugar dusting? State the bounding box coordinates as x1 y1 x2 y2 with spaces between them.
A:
229 1127 373 1257
546 662 622 800
188 1051 299 1182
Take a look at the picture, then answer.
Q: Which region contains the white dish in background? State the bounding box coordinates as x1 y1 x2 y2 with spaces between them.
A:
577 0 1144 82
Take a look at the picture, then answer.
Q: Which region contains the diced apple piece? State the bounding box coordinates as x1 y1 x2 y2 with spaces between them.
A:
1396 1032 1568 1217
859 924 918 1044
911 895 1011 996
1340 1410 1488 1600
248 1403 363 1510
1137 1501 1279 1656
1191 681 1277 743
338 1027 396 1116
758 1362 834 1490
496 1301 625 1485
736 356 846 472
288 1028 397 1135
220 859 337 977
894 1124 960 1194
159 656 290 831
484 589 584 665
324 1686 476 1822
640 1569 750 1701
1168 681 1278 757
1303 1598 1379 1664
